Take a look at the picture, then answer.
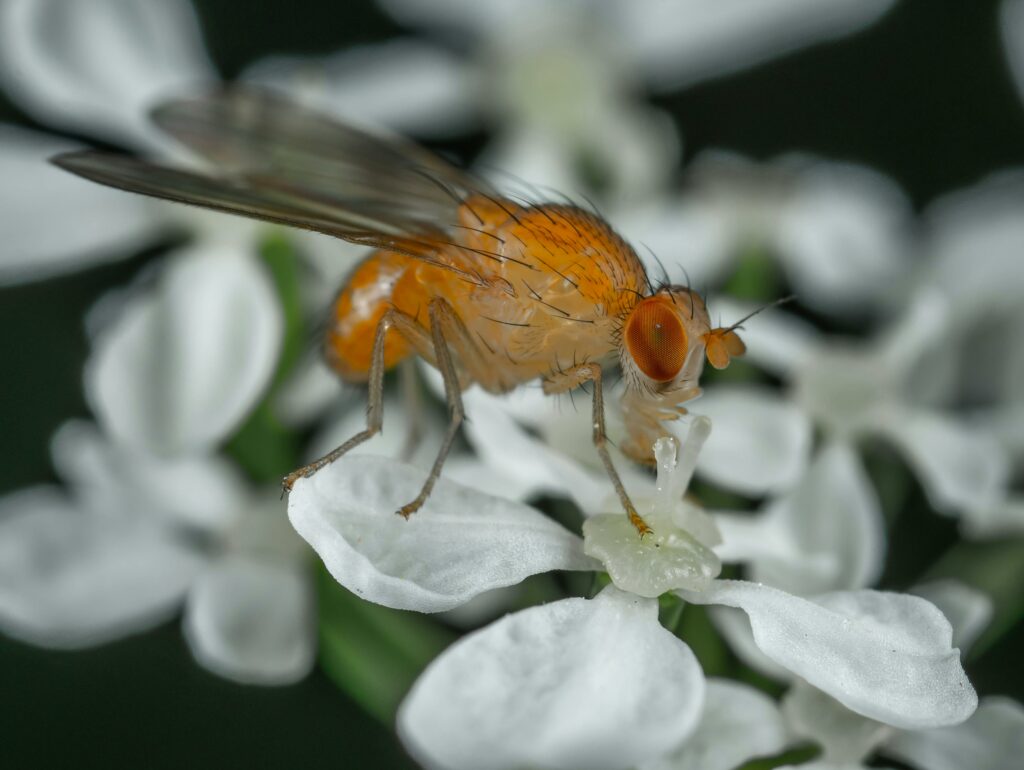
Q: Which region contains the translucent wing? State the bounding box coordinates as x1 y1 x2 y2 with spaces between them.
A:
52 88 500 271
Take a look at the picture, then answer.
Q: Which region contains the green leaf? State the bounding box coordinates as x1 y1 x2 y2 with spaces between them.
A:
316 565 455 724
723 245 780 303
675 604 731 677
737 743 819 770
224 234 307 482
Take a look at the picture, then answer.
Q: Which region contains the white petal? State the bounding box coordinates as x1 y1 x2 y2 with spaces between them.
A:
874 407 1010 517
184 557 315 686
927 171 1024 321
641 678 789 770
378 0 523 34
478 125 580 198
398 586 705 770
51 420 247 534
910 580 993 654
287 454 597 612
680 581 978 729
459 386 625 513
273 355 345 427
884 696 1024 770
1006 1 1024 103
776 161 912 315
691 386 812 496
717 443 884 595
244 39 477 138
0 125 163 285
963 495 1024 538
0 0 216 149
0 486 204 648
616 0 897 91
86 246 283 456
708 605 792 681
612 196 735 290
782 679 893 764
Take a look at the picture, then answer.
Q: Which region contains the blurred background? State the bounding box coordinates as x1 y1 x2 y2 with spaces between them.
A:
2 0 1023 767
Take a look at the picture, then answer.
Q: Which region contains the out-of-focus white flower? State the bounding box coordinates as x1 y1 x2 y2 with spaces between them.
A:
0 0 212 283
0 250 316 685
289 425 976 768
0 0 215 151
714 442 886 596
716 291 1011 529
1002 0 1024 104
85 245 283 456
249 0 898 203
918 171 1024 536
615 152 915 317
780 580 1022 770
0 124 165 285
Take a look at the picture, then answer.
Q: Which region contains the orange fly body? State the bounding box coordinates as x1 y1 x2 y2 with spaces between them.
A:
53 89 746 535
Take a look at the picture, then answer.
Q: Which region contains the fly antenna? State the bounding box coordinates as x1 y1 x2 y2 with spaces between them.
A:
722 294 796 333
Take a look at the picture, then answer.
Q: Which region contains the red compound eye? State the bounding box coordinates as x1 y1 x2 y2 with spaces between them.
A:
625 298 688 381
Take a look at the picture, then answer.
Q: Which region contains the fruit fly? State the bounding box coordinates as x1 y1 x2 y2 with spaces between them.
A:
54 89 746 536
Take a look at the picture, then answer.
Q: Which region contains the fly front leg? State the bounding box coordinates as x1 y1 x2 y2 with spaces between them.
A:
396 297 466 518
542 363 653 537
282 308 428 492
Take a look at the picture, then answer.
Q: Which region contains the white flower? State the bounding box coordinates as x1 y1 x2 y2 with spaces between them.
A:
614 152 915 318
715 290 1011 528
289 427 976 768
0 0 215 283
922 171 1024 536
0 248 315 685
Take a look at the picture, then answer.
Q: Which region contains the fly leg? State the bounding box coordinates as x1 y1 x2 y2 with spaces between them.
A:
398 359 423 462
282 308 429 492
396 297 467 518
542 363 652 537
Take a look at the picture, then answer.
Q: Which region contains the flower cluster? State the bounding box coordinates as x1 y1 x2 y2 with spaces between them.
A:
1 1 1022 768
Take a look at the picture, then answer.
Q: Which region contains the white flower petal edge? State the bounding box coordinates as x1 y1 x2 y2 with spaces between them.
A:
691 386 812 496
873 406 1010 517
86 246 283 456
679 580 977 729
0 125 163 285
911 580 993 654
0 0 215 150
1002 0 1024 109
614 0 898 90
716 442 885 596
398 586 705 770
288 454 598 612
640 678 789 770
782 679 894 765
884 696 1024 770
0 487 205 648
51 420 248 535
183 556 315 686
244 39 477 137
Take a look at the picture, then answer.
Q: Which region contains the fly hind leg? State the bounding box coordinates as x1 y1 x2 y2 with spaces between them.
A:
542 363 652 537
282 308 430 492
395 297 472 518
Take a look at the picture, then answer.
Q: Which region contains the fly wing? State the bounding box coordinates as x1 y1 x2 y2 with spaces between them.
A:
149 88 490 237
52 88 502 278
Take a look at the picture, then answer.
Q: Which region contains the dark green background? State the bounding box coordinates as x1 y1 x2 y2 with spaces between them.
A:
2 1 1022 767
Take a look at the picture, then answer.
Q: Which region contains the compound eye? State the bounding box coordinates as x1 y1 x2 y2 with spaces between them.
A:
625 299 687 381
